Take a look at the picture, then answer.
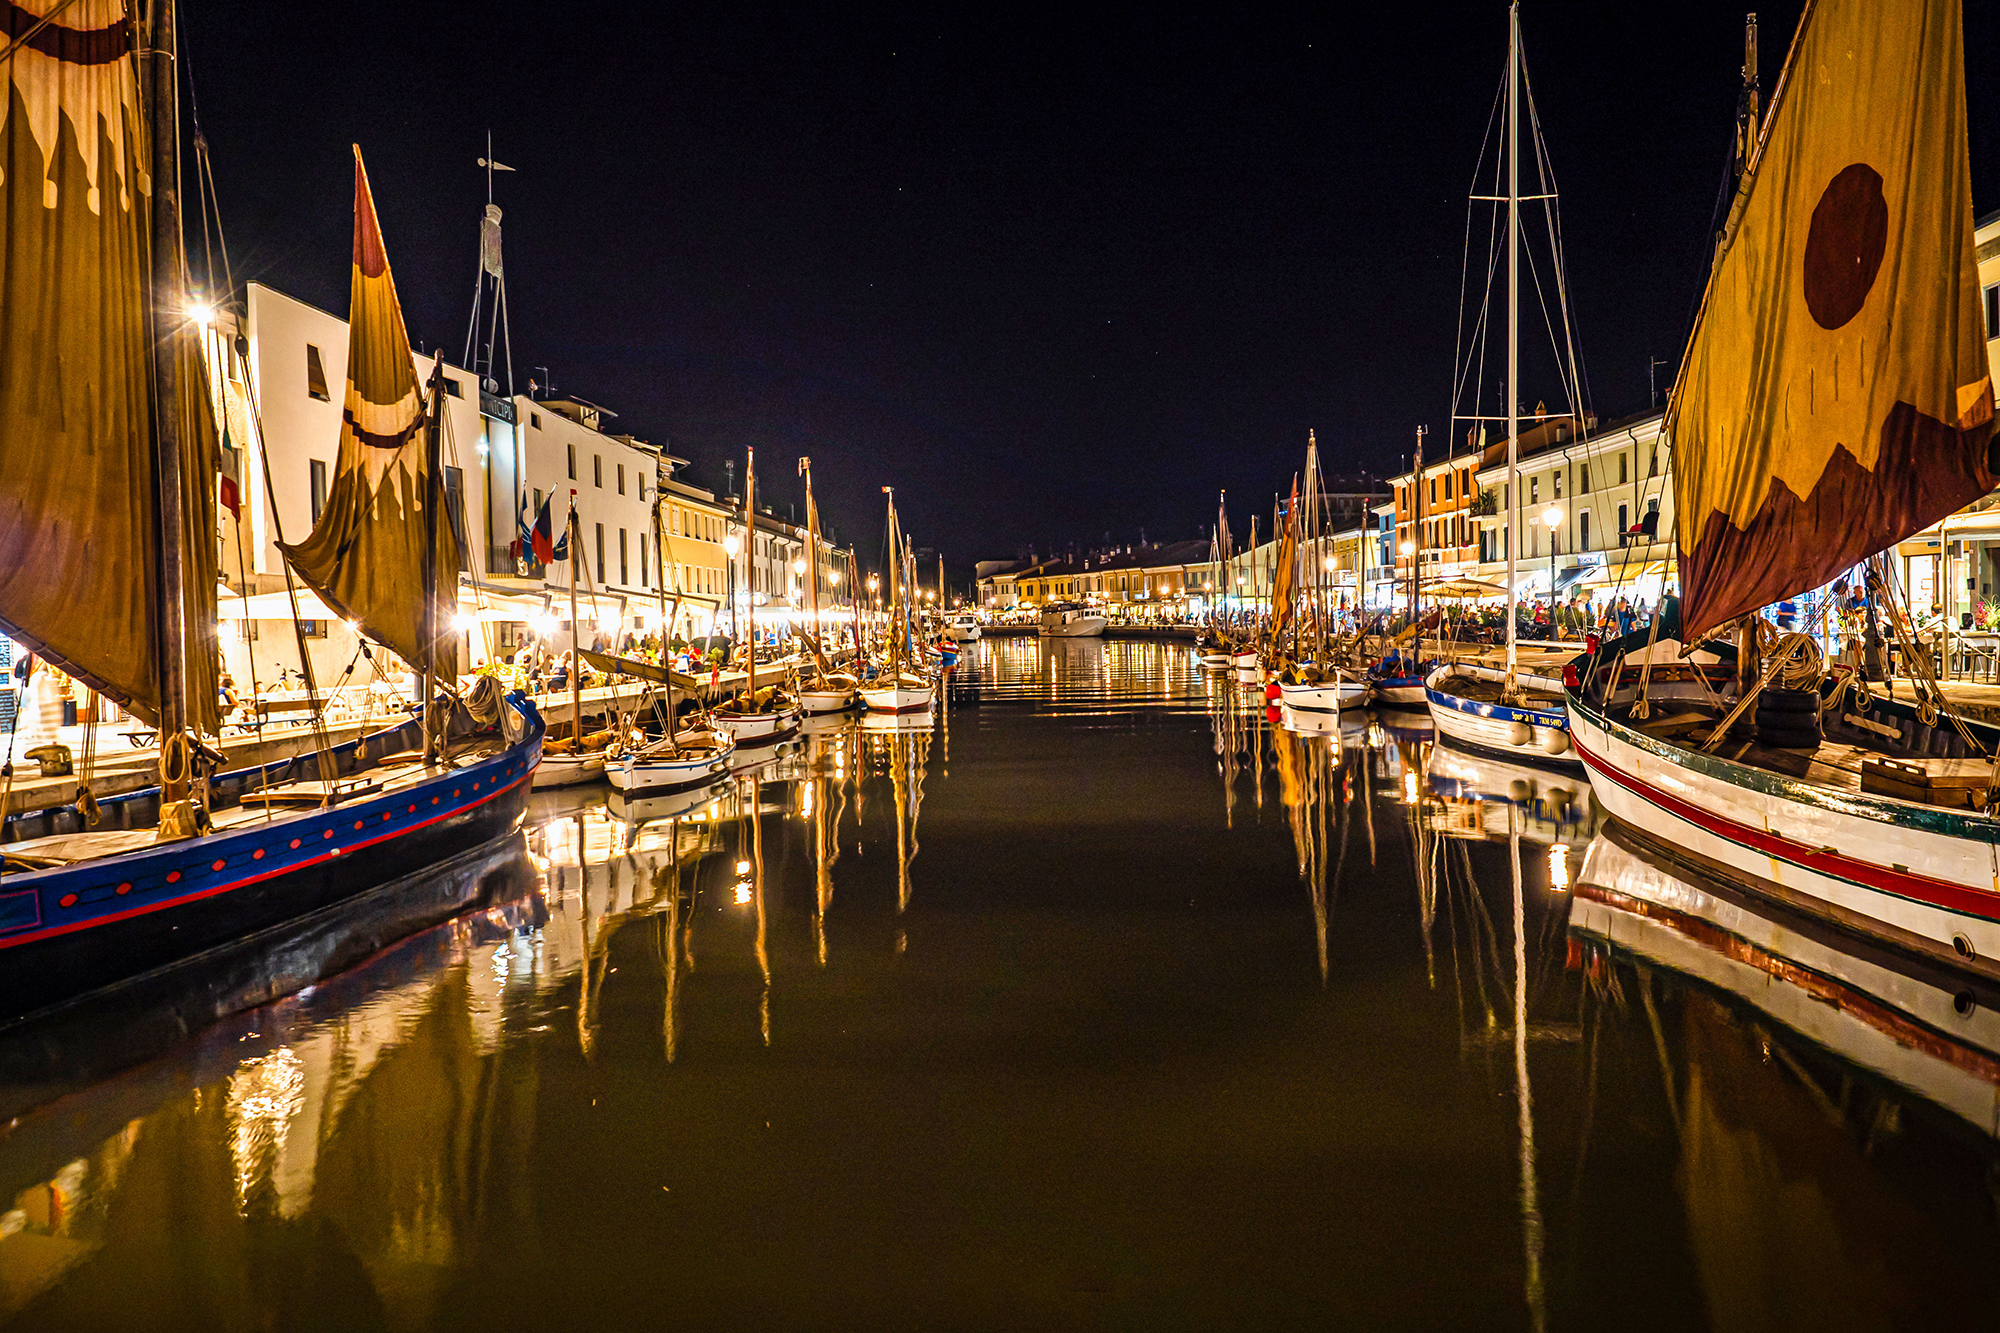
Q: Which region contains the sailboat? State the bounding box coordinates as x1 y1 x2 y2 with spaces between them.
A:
860 489 936 713
708 447 802 744
1425 2 1579 769
794 458 859 714
1567 0 2000 974
0 11 543 1026
1275 435 1369 714
533 498 617 787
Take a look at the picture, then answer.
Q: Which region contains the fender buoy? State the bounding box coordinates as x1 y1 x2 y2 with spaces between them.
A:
1507 720 1534 747
1540 728 1571 756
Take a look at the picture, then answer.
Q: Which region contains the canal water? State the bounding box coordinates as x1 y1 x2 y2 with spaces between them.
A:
0 636 1996 1329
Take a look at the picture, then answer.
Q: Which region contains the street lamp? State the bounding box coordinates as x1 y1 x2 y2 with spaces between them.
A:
1543 505 1563 634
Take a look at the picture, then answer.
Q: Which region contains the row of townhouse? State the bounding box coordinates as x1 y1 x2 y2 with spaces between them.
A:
206 281 842 689
978 541 1212 612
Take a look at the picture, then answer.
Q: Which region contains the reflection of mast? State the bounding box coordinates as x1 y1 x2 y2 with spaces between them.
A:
752 771 770 1046
1510 804 1547 1332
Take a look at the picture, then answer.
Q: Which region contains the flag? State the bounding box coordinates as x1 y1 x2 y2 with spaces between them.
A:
529 492 568 565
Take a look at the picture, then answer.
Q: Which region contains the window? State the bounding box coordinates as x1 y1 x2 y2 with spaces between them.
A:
444 466 466 570
567 444 576 480
309 459 328 522
1618 503 1630 542
1619 454 1629 485
1987 284 2000 339
531 411 542 430
1530 476 1539 505
1580 465 1590 494
1649 449 1659 478
305 344 330 401
440 376 462 399
640 543 648 587
1580 511 1591 550
617 463 626 496
619 528 629 584
1553 470 1562 499
595 523 605 579
594 455 602 488
1429 478 1437 506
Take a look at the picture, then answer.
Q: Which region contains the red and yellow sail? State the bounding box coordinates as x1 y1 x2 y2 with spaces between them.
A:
282 149 458 678
1671 0 1994 643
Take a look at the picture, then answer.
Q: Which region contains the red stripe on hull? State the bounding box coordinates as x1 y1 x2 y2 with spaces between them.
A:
1572 728 2000 923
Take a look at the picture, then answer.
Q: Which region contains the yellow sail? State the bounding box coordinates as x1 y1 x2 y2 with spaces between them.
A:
0 2 219 730
281 148 457 677
1671 0 1994 643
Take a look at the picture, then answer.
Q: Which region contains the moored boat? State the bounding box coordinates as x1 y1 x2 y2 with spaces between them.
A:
1038 604 1107 637
861 674 936 714
1567 0 2000 978
1427 661 1576 767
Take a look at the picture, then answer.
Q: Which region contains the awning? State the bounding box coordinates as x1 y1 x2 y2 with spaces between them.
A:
1423 577 1507 599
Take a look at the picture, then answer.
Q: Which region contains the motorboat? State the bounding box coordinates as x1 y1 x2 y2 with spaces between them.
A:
1038 604 1107 637
943 614 982 642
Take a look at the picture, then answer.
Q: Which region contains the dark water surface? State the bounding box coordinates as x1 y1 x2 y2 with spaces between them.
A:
2 637 1997 1329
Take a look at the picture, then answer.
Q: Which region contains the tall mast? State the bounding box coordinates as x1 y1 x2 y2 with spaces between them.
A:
745 447 757 700
149 0 191 778
568 493 582 746
884 488 901 674
1505 0 1521 686
421 362 443 765
800 456 826 674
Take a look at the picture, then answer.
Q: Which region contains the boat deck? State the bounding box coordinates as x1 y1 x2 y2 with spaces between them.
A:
4 744 507 870
1432 672 1564 711
1619 706 1996 799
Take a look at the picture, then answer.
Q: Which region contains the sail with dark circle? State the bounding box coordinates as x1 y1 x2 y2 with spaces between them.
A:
1669 0 1995 644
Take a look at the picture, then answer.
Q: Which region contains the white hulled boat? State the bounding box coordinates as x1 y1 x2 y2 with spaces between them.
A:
607 725 735 795
1567 0 2000 979
1038 604 1107 637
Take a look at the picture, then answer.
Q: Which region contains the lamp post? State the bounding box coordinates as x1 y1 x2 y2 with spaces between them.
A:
723 532 741 644
1543 505 1562 637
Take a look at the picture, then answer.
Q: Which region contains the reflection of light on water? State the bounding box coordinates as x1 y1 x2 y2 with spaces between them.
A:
1547 844 1569 891
1403 771 1418 804
226 1047 306 1213
734 883 753 905
735 860 751 874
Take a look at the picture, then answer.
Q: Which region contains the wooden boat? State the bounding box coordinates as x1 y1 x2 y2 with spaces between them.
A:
1426 661 1577 766
1275 674 1368 714
798 677 859 714
0 55 540 1026
865 490 938 713
607 726 735 795
1566 0 2000 977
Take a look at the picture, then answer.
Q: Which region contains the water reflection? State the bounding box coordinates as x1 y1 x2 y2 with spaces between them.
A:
1 641 1997 1327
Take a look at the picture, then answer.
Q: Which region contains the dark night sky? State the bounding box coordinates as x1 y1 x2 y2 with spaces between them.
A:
182 3 2000 574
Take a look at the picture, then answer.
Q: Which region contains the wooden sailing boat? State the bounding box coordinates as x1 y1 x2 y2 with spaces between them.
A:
795 457 859 714
531 498 616 786
1425 2 1579 769
1276 433 1369 714
860 489 934 713
0 7 544 1026
709 447 802 744
1565 0 2000 976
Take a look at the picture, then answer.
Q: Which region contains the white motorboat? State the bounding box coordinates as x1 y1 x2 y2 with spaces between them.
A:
607 728 736 795
1039 605 1107 637
943 614 982 642
861 673 935 713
